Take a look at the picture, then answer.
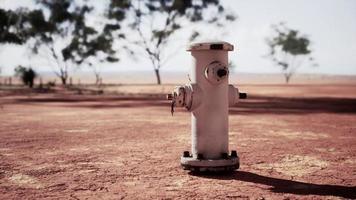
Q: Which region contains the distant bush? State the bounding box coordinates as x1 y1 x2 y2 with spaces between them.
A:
14 66 37 88
46 81 56 87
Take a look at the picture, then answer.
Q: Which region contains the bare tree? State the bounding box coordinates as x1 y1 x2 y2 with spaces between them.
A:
108 0 236 84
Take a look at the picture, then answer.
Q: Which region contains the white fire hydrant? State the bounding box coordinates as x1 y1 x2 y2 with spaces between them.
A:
167 41 247 172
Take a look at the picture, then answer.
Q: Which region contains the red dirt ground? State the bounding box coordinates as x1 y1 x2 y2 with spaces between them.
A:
0 84 355 199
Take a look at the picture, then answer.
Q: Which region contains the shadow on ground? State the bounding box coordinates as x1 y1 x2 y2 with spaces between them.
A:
5 94 356 115
230 95 356 115
189 171 356 199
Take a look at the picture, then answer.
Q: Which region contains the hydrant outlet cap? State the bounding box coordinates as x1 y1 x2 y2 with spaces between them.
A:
187 41 234 51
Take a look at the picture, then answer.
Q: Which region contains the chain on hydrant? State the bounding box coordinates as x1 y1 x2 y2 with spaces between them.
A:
167 41 247 172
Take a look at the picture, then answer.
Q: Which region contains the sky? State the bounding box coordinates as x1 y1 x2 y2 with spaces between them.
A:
0 0 356 75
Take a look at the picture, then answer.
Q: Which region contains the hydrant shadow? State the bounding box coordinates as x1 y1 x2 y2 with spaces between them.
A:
188 171 356 199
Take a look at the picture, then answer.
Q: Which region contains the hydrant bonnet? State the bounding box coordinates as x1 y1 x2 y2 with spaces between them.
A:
187 41 234 51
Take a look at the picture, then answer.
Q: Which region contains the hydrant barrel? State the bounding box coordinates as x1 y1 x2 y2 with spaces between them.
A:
189 48 231 159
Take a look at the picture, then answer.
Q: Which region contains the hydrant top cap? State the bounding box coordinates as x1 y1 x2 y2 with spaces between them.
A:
187 41 234 51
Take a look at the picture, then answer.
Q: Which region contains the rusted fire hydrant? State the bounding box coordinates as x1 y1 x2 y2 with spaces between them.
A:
167 41 247 172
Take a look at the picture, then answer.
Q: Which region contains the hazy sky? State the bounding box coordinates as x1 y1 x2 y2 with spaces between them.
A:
1 0 356 75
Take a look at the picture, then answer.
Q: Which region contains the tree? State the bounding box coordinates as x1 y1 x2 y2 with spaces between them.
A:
108 0 236 84
26 0 88 85
266 23 317 83
0 8 29 45
0 7 50 84
62 1 125 85
14 66 37 88
1 1 124 86
64 31 120 85
28 0 120 85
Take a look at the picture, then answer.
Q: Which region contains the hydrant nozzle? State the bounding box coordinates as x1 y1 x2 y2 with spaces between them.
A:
166 94 173 100
239 92 247 99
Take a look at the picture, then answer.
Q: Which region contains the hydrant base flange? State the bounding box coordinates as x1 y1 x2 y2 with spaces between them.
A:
180 156 239 172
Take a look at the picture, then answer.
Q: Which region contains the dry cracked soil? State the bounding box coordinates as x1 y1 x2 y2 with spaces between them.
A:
0 84 355 199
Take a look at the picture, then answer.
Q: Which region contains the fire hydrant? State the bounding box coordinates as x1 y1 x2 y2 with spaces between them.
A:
167 41 246 172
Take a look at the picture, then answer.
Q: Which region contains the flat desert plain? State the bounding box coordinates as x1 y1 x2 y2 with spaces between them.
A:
0 84 355 199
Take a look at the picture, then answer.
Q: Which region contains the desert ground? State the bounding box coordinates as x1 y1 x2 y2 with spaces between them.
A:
0 83 355 199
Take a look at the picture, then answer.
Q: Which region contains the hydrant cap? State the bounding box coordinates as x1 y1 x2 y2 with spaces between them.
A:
187 41 234 51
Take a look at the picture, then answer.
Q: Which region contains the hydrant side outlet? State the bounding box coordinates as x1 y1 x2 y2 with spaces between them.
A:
169 41 246 172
